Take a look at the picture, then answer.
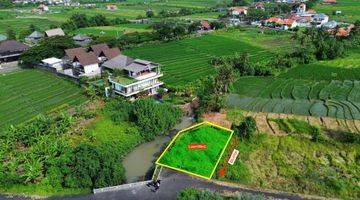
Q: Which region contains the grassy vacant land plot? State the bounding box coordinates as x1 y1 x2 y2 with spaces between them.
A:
156 122 233 179
125 28 293 86
0 69 87 129
228 51 360 120
314 0 360 22
215 133 360 199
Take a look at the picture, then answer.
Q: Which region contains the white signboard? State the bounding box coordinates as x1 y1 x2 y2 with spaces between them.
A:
228 149 239 165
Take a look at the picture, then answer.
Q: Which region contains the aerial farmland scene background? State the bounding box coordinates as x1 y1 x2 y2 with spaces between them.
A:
0 0 359 199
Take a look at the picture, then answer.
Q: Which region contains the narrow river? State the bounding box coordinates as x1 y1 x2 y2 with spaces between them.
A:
122 116 194 183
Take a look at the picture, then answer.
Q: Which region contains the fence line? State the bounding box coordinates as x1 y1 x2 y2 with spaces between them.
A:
93 181 150 194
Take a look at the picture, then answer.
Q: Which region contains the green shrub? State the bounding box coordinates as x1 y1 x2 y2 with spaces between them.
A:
233 116 257 139
176 188 265 200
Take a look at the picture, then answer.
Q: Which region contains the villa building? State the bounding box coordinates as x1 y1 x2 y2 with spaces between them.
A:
0 40 29 63
64 47 101 77
103 55 163 98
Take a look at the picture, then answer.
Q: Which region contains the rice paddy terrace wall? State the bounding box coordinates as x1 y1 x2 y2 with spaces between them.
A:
229 77 360 120
229 52 360 121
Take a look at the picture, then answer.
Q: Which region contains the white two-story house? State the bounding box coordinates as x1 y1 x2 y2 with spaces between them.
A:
103 55 163 98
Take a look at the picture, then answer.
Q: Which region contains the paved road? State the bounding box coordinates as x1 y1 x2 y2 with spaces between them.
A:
0 168 321 200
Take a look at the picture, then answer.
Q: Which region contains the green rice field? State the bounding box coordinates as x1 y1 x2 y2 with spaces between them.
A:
72 24 152 37
0 0 227 35
125 28 293 86
0 70 88 129
314 0 360 22
157 123 233 178
228 56 360 120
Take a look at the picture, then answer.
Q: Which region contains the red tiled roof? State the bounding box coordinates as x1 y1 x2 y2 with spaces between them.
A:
230 6 248 13
201 20 211 30
267 17 282 23
280 19 296 26
323 0 337 3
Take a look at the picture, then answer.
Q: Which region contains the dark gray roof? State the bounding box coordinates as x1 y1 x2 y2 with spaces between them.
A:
73 34 91 41
28 31 43 39
123 59 159 73
102 55 159 73
0 40 29 54
102 55 134 70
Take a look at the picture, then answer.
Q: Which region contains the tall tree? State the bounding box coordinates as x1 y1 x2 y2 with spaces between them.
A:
215 64 235 93
6 28 16 40
70 13 88 28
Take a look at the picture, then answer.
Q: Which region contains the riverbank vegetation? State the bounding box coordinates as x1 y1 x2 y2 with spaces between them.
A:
0 98 182 196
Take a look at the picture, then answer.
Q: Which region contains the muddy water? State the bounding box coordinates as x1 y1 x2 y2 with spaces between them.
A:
122 116 194 183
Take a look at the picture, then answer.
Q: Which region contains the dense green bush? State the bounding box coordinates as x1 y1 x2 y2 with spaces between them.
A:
0 112 127 191
232 116 257 139
105 98 182 141
19 36 77 67
132 98 182 141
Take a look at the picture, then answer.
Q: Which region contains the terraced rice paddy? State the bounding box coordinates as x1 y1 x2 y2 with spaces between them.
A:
229 48 360 121
125 28 292 86
0 70 88 129
229 75 360 120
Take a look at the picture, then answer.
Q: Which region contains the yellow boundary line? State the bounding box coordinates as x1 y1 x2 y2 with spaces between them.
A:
155 121 234 180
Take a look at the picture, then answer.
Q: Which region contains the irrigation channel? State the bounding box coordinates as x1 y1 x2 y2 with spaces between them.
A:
122 116 194 183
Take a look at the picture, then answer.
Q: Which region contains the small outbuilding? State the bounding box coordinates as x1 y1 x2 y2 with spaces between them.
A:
73 34 92 46
25 31 44 43
42 57 63 71
45 28 65 37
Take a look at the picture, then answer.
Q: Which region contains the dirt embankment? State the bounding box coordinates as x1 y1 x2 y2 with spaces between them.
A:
203 111 360 135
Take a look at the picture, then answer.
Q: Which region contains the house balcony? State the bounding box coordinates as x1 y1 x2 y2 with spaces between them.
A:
109 72 163 97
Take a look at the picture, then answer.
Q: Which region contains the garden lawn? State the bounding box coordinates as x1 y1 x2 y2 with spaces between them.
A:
125 28 293 86
157 122 233 179
0 69 87 129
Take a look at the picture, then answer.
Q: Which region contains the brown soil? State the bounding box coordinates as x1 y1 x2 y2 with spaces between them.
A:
203 110 360 136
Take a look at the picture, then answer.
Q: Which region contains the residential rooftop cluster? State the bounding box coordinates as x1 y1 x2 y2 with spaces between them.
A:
225 1 353 36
